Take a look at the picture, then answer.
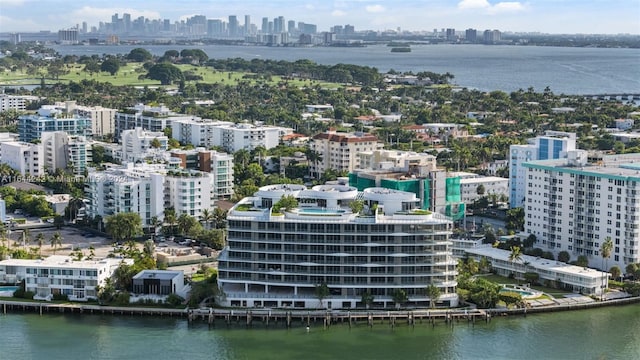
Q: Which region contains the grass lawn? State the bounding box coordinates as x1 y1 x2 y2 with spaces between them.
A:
478 273 574 298
0 62 342 88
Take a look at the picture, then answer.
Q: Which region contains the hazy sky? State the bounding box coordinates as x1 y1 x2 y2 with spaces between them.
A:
1 0 639 34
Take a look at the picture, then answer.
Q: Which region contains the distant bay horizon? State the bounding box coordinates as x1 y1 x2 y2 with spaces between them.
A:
50 43 640 95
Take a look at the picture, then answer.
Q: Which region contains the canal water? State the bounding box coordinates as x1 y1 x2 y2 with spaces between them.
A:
1 305 639 359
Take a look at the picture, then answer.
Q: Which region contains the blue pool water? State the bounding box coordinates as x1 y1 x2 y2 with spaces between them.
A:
297 208 345 214
500 288 534 296
0 286 19 292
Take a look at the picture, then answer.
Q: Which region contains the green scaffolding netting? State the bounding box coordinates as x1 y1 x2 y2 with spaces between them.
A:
446 177 461 203
445 203 466 221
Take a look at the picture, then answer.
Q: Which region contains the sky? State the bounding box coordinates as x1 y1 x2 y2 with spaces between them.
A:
1 0 639 35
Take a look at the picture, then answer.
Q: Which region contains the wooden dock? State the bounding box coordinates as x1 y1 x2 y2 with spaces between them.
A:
0 300 491 329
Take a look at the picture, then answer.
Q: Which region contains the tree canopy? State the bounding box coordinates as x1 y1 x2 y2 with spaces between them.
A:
146 63 184 85
105 213 143 243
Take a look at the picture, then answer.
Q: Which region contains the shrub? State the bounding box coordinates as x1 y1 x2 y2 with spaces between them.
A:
167 293 185 307
52 293 69 301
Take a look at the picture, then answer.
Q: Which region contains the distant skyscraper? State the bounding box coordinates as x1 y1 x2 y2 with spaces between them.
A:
287 20 296 33
123 13 131 33
446 28 456 41
244 15 251 35
261 17 268 33
208 19 223 37
228 15 239 37
465 28 477 43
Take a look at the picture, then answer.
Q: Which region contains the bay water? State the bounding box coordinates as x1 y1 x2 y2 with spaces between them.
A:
50 44 640 95
1 305 639 359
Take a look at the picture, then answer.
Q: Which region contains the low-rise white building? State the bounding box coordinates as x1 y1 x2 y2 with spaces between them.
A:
0 256 132 301
0 94 40 112
450 172 509 204
120 127 168 163
131 269 189 300
466 246 608 296
0 141 44 176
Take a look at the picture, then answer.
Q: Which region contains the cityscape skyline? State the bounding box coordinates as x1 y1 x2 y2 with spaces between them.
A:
1 0 639 35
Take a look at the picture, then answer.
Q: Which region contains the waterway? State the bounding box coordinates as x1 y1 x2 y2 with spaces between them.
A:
50 44 640 95
1 305 639 359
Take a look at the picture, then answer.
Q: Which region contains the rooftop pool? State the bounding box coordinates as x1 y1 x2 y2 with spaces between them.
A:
296 208 346 215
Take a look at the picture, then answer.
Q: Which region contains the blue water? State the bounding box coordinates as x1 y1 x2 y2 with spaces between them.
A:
298 208 346 214
49 44 640 94
0 286 19 292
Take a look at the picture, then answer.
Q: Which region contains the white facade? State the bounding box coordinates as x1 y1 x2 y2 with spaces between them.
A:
171 118 286 153
0 94 40 112
219 184 458 309
120 127 168 163
523 151 640 271
466 246 608 296
86 163 166 226
451 172 509 204
0 256 132 301
310 130 381 178
86 163 217 225
115 104 196 139
509 131 576 208
357 149 437 176
74 104 117 137
169 148 234 199
0 141 44 176
41 131 92 176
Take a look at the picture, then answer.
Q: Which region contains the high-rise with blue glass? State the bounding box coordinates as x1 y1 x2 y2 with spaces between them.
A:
509 131 576 208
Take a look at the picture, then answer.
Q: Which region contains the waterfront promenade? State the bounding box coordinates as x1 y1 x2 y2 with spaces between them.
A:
3 295 640 329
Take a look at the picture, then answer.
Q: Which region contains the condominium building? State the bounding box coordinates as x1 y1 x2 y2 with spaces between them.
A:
18 113 90 143
509 131 576 208
171 118 285 153
114 104 196 139
120 127 168 163
73 104 117 137
41 131 92 176
451 172 509 204
0 94 40 112
0 141 44 176
85 163 166 226
523 150 640 271
218 184 458 309
309 130 381 179
85 163 218 225
0 256 131 301
170 147 234 199
466 246 608 296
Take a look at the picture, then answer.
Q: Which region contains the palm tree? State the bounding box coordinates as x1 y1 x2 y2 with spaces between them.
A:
50 232 63 255
200 209 213 230
35 233 45 257
0 223 8 248
509 246 523 275
600 237 614 299
164 208 177 236
212 207 228 229
22 228 31 249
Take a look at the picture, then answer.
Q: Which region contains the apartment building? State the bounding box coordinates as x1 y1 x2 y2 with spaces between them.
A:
18 112 90 143
73 104 117 137
218 184 458 309
0 256 131 301
85 163 218 225
0 94 40 112
450 172 509 204
309 130 381 179
114 104 196 139
41 131 92 176
171 118 285 153
523 150 640 271
120 127 168 163
169 147 234 199
509 131 576 208
0 141 44 176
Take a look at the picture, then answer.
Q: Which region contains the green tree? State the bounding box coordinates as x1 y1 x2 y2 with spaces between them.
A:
361 290 374 309
272 195 298 213
392 288 408 309
505 207 525 231
177 213 201 237
101 58 120 75
105 213 143 243
349 199 364 215
150 137 162 149
508 245 523 264
557 251 571 263
426 284 441 309
146 63 184 85
315 282 330 308
600 236 614 296
49 231 62 254
609 266 622 281
576 255 589 268
476 184 486 196
126 48 153 62
35 233 45 257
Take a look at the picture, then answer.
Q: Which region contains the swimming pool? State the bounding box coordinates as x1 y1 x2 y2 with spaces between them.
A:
0 286 19 296
297 208 346 215
499 285 542 299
